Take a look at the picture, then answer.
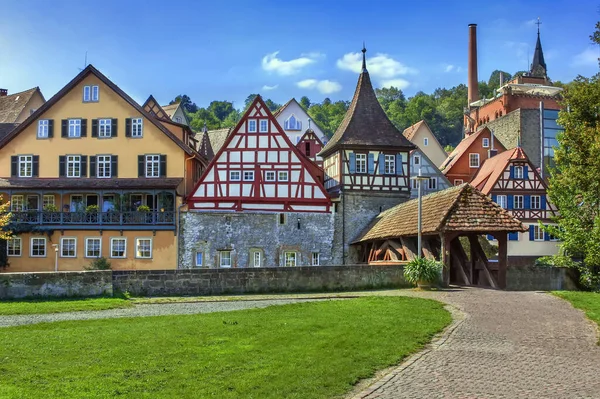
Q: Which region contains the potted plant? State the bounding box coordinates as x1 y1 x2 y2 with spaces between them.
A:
403 257 443 289
137 205 152 223
85 204 100 223
42 204 59 223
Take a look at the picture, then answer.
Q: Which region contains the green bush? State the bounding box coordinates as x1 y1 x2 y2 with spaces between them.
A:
43 204 58 212
85 205 100 213
535 255 579 268
403 257 442 286
136 205 150 212
85 256 111 270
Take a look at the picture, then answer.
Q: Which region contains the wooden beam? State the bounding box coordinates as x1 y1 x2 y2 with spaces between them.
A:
389 239 406 261
471 237 497 289
450 245 470 285
400 237 417 260
468 235 479 284
497 232 508 289
451 238 471 285
421 239 435 260
440 233 451 287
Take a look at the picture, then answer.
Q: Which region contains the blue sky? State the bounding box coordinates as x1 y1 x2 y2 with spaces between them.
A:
1 0 599 109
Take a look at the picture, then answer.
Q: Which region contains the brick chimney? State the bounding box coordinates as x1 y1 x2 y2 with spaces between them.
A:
468 24 479 106
0 89 7 97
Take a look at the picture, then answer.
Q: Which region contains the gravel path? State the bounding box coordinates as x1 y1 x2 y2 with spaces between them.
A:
0 299 326 328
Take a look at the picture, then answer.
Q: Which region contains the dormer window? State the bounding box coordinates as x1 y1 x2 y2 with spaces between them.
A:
284 114 302 131
83 85 99 102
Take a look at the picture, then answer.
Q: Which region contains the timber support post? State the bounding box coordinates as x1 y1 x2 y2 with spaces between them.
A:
497 232 508 289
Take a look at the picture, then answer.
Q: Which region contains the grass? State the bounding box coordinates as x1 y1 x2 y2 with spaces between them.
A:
0 296 450 399
554 291 600 334
0 297 132 315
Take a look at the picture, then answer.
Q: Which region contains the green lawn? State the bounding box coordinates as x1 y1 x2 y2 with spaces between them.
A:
554 291 600 333
0 297 132 315
0 297 450 399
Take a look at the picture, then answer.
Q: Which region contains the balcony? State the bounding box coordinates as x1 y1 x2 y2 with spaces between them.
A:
9 210 175 228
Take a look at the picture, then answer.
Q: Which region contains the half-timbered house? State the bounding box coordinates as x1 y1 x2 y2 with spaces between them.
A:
409 149 450 198
296 128 324 167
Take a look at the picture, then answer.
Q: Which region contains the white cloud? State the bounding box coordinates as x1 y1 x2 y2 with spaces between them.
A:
443 64 463 73
262 84 278 91
445 64 455 73
521 19 537 29
336 52 417 78
296 79 342 94
380 79 410 90
572 47 599 67
261 51 317 75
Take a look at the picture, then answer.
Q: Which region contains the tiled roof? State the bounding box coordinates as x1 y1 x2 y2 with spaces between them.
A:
0 123 17 141
142 95 171 121
354 184 525 243
319 55 414 157
198 130 215 160
0 178 183 190
272 98 295 118
439 127 506 173
402 120 427 141
161 103 179 118
0 87 41 123
470 147 528 194
195 128 232 155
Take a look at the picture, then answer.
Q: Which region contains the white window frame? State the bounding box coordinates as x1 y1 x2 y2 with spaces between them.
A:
43 195 55 210
99 119 112 138
253 251 261 267
311 252 320 266
18 155 33 177
411 179 418 189
428 177 438 190
195 251 203 267
91 85 99 102
423 137 429 146
278 171 289 182
265 171 276 182
68 119 81 137
454 179 463 186
11 195 25 211
135 238 152 259
243 171 255 181
61 237 77 258
7 237 22 257
482 138 490 148
83 86 91 102
219 251 232 268
496 194 507 209
284 252 297 267
37 120 49 138
131 118 143 137
469 153 480 168
248 120 257 133
259 119 268 133
384 154 395 174
285 114 301 130
514 195 524 209
230 171 241 181
30 237 46 257
531 195 541 210
97 155 112 178
66 155 81 178
85 237 102 258
414 155 420 165
514 166 524 179
355 153 367 174
145 154 160 178
533 225 545 241
174 116 182 123
110 237 127 258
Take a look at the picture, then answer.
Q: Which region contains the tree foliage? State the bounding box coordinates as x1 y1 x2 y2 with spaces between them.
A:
169 94 198 114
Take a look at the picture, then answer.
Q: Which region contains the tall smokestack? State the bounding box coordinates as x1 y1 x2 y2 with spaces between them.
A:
468 24 479 105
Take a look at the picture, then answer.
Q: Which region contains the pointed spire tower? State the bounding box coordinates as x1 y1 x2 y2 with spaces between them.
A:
319 45 415 196
198 122 215 160
530 18 547 79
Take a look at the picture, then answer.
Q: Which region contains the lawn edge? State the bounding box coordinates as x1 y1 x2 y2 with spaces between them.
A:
550 291 600 345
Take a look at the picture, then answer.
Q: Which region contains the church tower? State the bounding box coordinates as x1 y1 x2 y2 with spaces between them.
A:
530 18 548 79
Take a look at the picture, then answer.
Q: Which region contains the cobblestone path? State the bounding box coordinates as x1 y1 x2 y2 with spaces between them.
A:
352 288 600 399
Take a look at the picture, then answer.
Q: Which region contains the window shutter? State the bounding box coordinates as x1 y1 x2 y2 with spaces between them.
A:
507 195 514 210
138 155 144 177
367 153 375 174
544 229 550 241
508 232 518 241
125 118 132 137
80 119 87 137
59 156 66 177
91 119 98 138
32 155 39 177
10 156 17 177
509 166 515 179
529 225 535 241
524 195 530 209
89 156 96 177
112 119 118 137
487 234 494 241
48 120 54 138
160 155 167 177
523 165 529 179
61 120 68 137
541 195 547 209
80 155 87 177
375 154 382 174
396 154 403 175
112 155 118 177
349 153 356 174
492 194 497 203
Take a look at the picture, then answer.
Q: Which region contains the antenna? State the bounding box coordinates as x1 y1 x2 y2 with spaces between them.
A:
77 51 88 71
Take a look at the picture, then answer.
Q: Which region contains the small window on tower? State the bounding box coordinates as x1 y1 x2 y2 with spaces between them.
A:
278 213 286 225
305 142 311 156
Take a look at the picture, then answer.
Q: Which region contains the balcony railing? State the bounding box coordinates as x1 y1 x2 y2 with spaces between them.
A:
9 211 175 226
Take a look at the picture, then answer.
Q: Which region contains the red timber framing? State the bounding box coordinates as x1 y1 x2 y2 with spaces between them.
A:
188 96 332 213
296 129 324 167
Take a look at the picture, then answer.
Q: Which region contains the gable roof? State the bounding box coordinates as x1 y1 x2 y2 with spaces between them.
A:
142 95 171 121
272 98 295 118
440 127 506 173
298 129 324 147
402 120 428 141
470 147 536 194
195 128 231 155
411 148 451 185
0 65 200 159
319 49 414 157
161 103 180 118
354 184 526 243
0 87 43 123
198 128 215 160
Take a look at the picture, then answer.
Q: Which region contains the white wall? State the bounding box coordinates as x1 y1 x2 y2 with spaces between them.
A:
275 101 326 144
409 150 450 198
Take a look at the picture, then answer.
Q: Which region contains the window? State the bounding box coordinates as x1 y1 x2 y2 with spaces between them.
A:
454 179 463 186
135 238 152 259
284 115 302 130
259 119 268 133
496 195 507 209
384 155 395 174
99 119 112 138
18 155 33 177
67 155 81 177
533 225 545 241
92 85 99 102
424 137 429 146
11 195 24 211
243 171 255 181
411 179 418 189
95 155 111 178
175 116 182 123
265 171 276 181
83 85 99 102
248 120 257 132
305 142 311 156
27 195 39 211
311 252 320 266
531 195 541 210
145 155 160 177
85 238 102 258
514 166 523 179
355 153 367 173
38 120 49 138
219 251 232 268
230 171 241 181
43 195 55 210
284 252 297 267
428 177 437 190
278 213 286 225
131 118 143 137
68 119 81 137
414 155 420 165
195 252 203 267
70 194 84 212
482 138 490 148
253 251 261 267
110 238 127 258
514 195 524 209
543 108 561 176
278 171 289 181
30 237 46 257
61 237 77 258
469 153 480 168
7 238 21 256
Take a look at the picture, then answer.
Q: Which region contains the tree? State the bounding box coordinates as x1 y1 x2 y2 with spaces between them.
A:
244 94 259 110
299 96 311 110
208 101 235 122
189 108 220 131
375 87 406 113
264 99 281 112
170 94 198 114
488 70 512 89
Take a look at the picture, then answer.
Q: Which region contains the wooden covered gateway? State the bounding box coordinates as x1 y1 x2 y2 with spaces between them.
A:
353 184 526 289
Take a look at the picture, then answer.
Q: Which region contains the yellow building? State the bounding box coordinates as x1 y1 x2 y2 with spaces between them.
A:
0 65 207 272
402 120 448 168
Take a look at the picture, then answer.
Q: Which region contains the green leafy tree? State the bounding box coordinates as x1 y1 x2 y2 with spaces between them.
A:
170 94 198 114
488 70 512 89
299 96 311 110
208 101 235 122
189 108 220 131
264 99 281 112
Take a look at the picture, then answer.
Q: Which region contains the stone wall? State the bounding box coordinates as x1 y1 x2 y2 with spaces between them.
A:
506 266 578 291
0 271 113 299
179 211 335 268
113 265 407 296
485 108 521 151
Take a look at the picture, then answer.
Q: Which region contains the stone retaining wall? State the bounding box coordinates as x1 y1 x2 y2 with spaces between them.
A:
506 266 578 291
0 270 113 299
